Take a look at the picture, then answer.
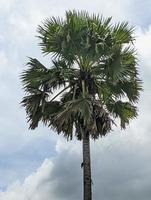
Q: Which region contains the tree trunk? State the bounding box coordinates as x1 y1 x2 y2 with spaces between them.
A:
83 131 92 200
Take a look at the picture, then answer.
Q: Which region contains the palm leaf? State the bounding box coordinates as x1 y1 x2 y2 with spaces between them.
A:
112 21 135 44
107 100 137 129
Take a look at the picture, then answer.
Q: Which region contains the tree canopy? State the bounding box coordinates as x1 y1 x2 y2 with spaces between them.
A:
21 10 142 140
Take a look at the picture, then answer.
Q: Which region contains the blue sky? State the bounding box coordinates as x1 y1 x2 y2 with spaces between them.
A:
0 0 151 199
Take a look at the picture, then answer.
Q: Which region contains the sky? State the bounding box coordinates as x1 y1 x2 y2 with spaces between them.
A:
0 0 151 199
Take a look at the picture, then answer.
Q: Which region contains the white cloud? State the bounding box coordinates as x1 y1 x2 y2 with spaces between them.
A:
0 0 15 12
2 0 140 43
0 51 8 70
136 26 151 69
55 138 81 154
0 144 82 200
0 159 54 200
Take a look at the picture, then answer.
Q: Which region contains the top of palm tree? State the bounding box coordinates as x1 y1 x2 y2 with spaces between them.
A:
21 10 142 140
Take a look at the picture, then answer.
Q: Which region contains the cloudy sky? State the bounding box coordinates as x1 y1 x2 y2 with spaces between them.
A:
0 0 151 199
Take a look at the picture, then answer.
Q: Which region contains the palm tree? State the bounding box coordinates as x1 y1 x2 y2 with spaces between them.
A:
21 11 142 200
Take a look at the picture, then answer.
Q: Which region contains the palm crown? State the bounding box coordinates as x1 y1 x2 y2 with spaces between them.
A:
21 10 142 140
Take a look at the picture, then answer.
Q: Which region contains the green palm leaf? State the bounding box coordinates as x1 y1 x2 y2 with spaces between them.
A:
107 100 137 129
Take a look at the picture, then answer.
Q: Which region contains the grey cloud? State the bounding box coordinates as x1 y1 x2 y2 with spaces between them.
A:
40 130 151 200
92 137 151 200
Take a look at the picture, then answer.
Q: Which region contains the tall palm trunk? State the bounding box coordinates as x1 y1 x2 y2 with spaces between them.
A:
83 131 92 200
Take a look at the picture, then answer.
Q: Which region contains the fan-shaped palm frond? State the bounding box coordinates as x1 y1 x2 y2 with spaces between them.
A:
21 92 45 129
21 57 79 94
37 11 114 63
111 21 135 44
106 100 137 129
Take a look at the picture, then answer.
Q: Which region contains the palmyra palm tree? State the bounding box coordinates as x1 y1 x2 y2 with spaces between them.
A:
21 10 142 200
